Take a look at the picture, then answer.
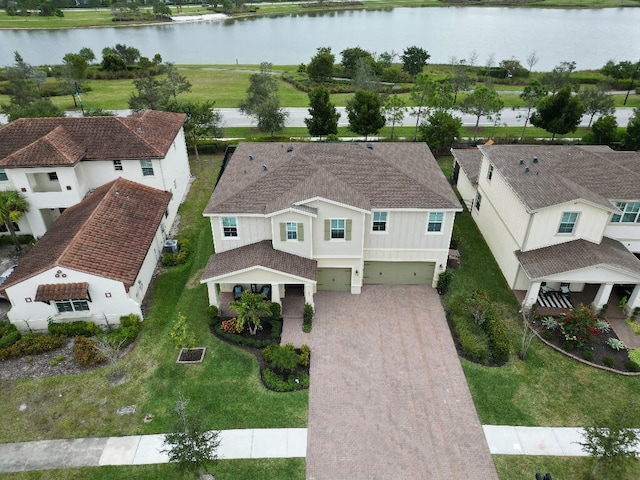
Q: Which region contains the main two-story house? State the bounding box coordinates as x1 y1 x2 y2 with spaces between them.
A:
452 144 640 314
201 142 462 308
0 110 190 238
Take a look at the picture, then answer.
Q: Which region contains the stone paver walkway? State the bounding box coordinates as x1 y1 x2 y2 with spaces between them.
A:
306 285 498 480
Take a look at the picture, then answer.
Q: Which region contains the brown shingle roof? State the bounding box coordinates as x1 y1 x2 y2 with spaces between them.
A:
451 148 482 185
35 282 89 302
516 237 640 280
205 143 461 215
201 240 317 281
2 178 172 293
469 145 640 212
0 110 186 167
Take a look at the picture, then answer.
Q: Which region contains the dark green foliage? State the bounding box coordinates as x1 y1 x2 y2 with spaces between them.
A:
601 60 637 80
162 239 190 267
0 334 65 360
0 321 21 349
460 85 504 141
0 234 33 246
563 340 576 351
582 350 595 361
436 269 453 295
119 314 140 328
625 360 639 372
73 336 107 367
419 110 462 153
603 356 615 368
531 85 585 139
624 108 640 151
450 223 460 249
401 46 430 76
299 344 310 367
48 321 96 337
213 317 281 348
269 302 281 321
207 305 219 324
346 90 385 138
262 369 309 392
340 47 375 76
541 330 553 341
302 303 313 333
305 86 340 138
104 315 140 347
307 47 335 82
101 53 127 72
583 115 621 145
484 313 510 364
269 343 299 374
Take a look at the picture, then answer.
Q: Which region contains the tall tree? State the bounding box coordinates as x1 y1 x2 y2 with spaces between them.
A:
256 95 288 139
624 108 640 150
307 47 334 82
518 80 548 141
542 60 576 94
162 63 192 101
418 110 462 153
167 100 223 160
578 84 615 127
353 57 380 93
59 52 89 107
304 86 340 139
448 60 472 104
584 115 620 145
340 47 375 77
346 90 385 140
383 94 406 140
401 46 430 76
0 191 29 251
78 47 96 64
526 51 539 72
128 76 167 111
410 73 454 141
460 85 504 141
531 85 585 140
229 290 272 335
238 62 279 118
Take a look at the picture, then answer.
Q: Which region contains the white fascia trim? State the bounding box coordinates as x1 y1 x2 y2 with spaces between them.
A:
200 265 317 284
364 247 450 253
380 207 463 213
313 255 362 259
296 197 369 215
266 208 317 218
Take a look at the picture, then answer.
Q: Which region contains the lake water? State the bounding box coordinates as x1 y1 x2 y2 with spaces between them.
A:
1 7 639 70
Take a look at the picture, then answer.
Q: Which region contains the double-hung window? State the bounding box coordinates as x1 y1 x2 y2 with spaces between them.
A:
611 202 640 223
372 211 387 232
475 192 482 211
330 219 345 239
427 212 444 233
113 160 123 171
487 164 494 181
286 222 298 240
222 217 238 237
558 212 579 234
140 159 154 176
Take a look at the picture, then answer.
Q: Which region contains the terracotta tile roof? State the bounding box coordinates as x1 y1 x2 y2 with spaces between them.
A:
516 237 640 280
35 282 89 302
201 240 317 282
451 148 482 185
465 145 640 212
2 178 171 293
205 142 461 215
0 110 186 167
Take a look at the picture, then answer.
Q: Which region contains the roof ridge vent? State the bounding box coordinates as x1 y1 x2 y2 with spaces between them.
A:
519 159 524 165
262 165 267 171
524 167 530 173
532 156 538 163
249 155 254 161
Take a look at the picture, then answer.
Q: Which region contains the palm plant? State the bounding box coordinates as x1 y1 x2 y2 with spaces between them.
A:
229 290 272 335
0 190 29 251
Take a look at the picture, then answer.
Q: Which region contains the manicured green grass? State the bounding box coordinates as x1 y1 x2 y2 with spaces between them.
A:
493 455 640 480
0 154 307 444
435 165 640 428
0 458 305 480
0 8 164 28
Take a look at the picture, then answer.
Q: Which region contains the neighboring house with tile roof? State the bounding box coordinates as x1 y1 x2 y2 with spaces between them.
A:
0 110 189 238
451 144 640 314
201 142 462 308
2 178 172 331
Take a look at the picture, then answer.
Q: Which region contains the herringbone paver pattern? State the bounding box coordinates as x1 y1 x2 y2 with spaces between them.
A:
306 285 498 480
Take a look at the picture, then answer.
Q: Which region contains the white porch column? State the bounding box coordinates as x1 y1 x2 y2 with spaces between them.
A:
523 281 542 310
206 282 219 307
271 283 281 306
592 283 614 311
624 284 640 317
304 283 314 309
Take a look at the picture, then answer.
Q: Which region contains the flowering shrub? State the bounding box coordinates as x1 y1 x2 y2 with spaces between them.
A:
221 317 243 334
559 305 606 349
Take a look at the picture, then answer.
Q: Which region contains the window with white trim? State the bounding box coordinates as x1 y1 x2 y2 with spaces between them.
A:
0 169 7 182
55 299 89 313
286 222 298 240
140 159 154 176
475 192 482 211
427 212 444 233
611 202 640 223
487 164 494 181
222 217 238 237
372 211 387 232
558 212 579 234
330 219 345 239
113 160 123 171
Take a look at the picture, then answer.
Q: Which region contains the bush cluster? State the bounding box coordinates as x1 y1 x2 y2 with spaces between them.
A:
212 316 282 348
303 303 313 333
261 343 311 392
0 234 33 246
195 140 230 155
104 314 140 347
262 369 309 392
0 321 21 349
0 334 66 360
161 238 190 267
48 320 96 337
73 336 107 367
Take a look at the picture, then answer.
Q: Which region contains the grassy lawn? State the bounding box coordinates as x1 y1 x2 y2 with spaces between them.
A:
436 156 640 429
0 458 305 480
494 455 640 480
0 154 307 445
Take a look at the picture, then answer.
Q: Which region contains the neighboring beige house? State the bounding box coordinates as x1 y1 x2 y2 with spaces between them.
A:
1 178 172 332
0 110 189 238
451 144 640 314
201 142 462 309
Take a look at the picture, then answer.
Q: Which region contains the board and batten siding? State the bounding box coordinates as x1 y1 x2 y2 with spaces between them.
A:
308 200 365 258
455 164 477 209
364 210 455 251
605 223 640 253
271 211 312 259
524 202 609 251
210 215 271 253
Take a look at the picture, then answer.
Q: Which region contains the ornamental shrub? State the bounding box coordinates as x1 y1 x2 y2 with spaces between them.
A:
299 344 311 367
48 321 96 337
73 336 107 367
262 368 309 392
119 314 140 329
221 317 243 334
559 305 603 349
603 356 615 368
303 303 313 333
625 360 640 372
629 349 640 364
0 321 21 349
436 269 453 295
582 350 595 361
0 334 66 360
270 343 300 374
269 302 282 321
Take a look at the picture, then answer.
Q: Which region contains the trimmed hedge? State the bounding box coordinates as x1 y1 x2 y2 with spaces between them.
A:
0 321 21 349
262 369 309 392
48 321 96 337
302 303 313 333
0 334 66 360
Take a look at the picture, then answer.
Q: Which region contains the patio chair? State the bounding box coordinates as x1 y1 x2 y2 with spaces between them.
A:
560 283 570 295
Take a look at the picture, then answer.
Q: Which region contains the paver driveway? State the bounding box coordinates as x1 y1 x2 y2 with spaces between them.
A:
306 285 498 480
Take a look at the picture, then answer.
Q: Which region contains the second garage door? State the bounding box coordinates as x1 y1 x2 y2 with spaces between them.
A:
317 268 351 291
363 262 435 285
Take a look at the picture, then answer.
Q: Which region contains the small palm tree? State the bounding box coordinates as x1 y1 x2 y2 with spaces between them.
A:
0 190 29 251
229 290 272 335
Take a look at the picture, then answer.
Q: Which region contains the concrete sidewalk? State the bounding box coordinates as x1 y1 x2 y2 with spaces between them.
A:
2 426 639 473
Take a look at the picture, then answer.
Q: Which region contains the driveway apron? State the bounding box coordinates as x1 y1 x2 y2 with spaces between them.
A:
306 285 498 479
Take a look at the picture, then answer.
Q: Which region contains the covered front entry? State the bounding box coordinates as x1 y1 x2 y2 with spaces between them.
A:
316 268 351 292
363 261 434 285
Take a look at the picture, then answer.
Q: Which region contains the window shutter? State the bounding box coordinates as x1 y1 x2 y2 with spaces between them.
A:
324 219 330 240
298 223 304 241
279 223 286 241
346 219 352 241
